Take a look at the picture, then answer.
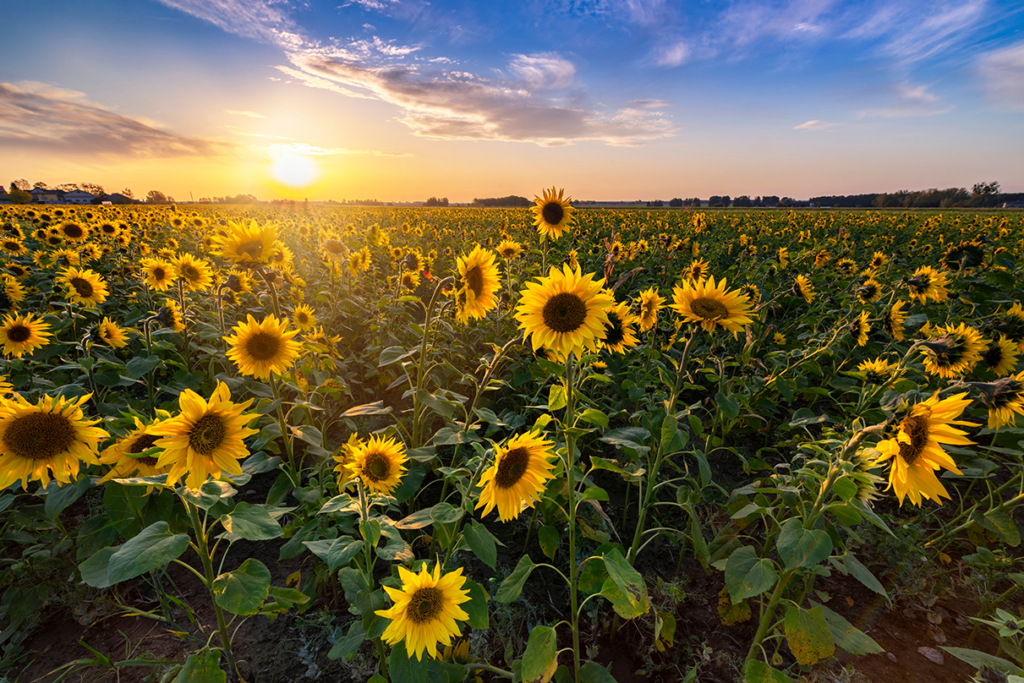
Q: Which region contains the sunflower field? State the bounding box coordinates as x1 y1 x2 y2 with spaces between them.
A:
0 197 1023 683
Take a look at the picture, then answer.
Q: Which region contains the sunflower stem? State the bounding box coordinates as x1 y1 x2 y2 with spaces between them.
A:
564 353 581 683
270 376 299 487
356 481 388 680
255 266 283 320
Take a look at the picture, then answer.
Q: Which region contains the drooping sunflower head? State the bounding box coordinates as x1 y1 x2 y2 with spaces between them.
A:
58 267 109 308
857 279 882 304
792 274 815 304
224 314 301 380
455 246 501 325
376 562 471 661
848 310 871 347
635 287 666 332
348 434 408 496
476 430 556 523
972 373 1024 430
982 335 1018 376
531 186 574 241
215 220 279 265
883 300 907 341
857 357 898 384
943 240 985 271
0 312 52 358
96 317 130 348
155 299 186 333
516 264 614 359
602 301 639 354
671 276 753 337
920 323 985 379
906 265 949 305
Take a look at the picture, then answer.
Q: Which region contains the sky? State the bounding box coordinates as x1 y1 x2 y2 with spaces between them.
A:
0 0 1022 202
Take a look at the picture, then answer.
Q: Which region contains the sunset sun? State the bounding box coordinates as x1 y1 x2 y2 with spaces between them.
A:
270 151 318 187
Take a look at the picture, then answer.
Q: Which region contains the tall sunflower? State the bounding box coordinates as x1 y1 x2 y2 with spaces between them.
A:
0 312 52 358
155 299 186 333
972 374 1024 430
150 381 259 490
141 258 177 291
215 220 278 265
982 335 1018 376
857 279 882 304
635 287 666 332
376 562 471 661
671 276 753 337
58 221 89 243
497 240 523 260
531 187 574 241
920 323 985 379
792 275 815 304
224 314 301 380
98 417 170 485
883 300 907 341
602 301 640 354
3 276 24 308
58 267 108 308
173 253 215 291
476 430 556 522
347 434 407 496
874 392 975 506
292 304 318 332
516 264 614 359
849 310 871 347
906 266 949 305
455 246 500 324
0 393 108 491
97 317 130 348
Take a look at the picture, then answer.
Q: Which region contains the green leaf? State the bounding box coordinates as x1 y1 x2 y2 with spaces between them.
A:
941 647 1024 676
496 555 536 603
221 503 282 541
376 523 413 563
579 408 608 428
724 546 777 603
600 549 649 619
76 514 119 561
304 537 364 572
340 401 392 417
840 553 887 598
832 476 858 502
464 579 489 629
985 509 1021 547
79 547 118 588
212 558 271 615
811 602 883 655
379 346 413 367
105 522 190 585
580 487 609 502
125 355 163 379
690 509 710 571
328 622 366 661
538 525 560 560
548 383 567 411
598 427 651 454
44 476 90 521
716 392 741 422
103 482 147 534
388 645 428 683
463 522 499 569
180 480 237 511
523 625 558 683
776 518 832 571
430 502 465 525
579 662 617 683
395 506 436 530
743 660 794 683
783 605 835 666
175 648 226 683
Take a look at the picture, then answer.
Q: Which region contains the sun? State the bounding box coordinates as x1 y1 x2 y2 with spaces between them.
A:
270 152 318 187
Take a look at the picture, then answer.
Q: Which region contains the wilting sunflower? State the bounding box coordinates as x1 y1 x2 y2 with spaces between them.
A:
0 312 51 358
972 374 1024 430
376 562 471 661
516 264 614 359
883 300 907 341
98 417 169 485
97 317 130 348
292 304 318 332
857 279 882 304
982 335 1018 376
58 221 89 243
496 240 523 260
849 310 871 347
792 275 815 304
602 301 640 354
155 299 186 333
455 246 500 325
874 392 975 506
0 393 108 491
347 434 408 496
920 323 985 379
531 186 574 241
216 220 278 265
686 258 710 282
57 267 108 308
671 276 753 337
173 253 215 291
635 287 666 332
906 265 949 305
476 430 556 522
858 357 898 384
224 314 301 380
150 381 259 490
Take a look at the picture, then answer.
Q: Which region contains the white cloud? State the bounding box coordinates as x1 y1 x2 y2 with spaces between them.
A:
844 0 988 63
225 109 265 118
793 119 842 130
978 40 1024 109
656 41 690 67
153 0 304 47
858 82 952 118
508 53 576 89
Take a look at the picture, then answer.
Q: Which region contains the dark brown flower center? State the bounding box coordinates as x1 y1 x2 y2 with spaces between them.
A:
407 586 443 623
62 224 83 238
182 265 200 281
541 201 564 226
70 277 94 298
3 412 76 461
245 332 282 361
237 240 264 258
129 433 160 455
188 414 226 456
364 452 391 482
690 297 728 321
495 447 530 489
604 312 625 346
983 343 1005 370
7 324 31 343
542 292 588 334
465 266 484 298
4 241 20 251
897 411 930 465
153 267 167 281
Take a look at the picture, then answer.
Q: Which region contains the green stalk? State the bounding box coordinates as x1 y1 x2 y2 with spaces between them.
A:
270 375 299 487
565 354 581 683
357 482 388 680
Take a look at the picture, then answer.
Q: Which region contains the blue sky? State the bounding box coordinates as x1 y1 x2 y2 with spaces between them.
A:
0 0 1022 200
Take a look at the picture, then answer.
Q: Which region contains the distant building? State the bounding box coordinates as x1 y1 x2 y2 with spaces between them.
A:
105 193 135 204
62 190 96 204
0 186 8 204
29 188 64 204
1004 201 1024 209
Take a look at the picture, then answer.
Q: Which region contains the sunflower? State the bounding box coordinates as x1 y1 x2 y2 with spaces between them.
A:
150 381 259 490
906 266 949 305
635 287 665 332
404 251 425 274
836 258 857 275
3 276 24 308
792 275 815 304
455 246 501 325
155 299 186 333
813 250 831 269
858 357 898 384
57 267 108 308
476 430 556 522
982 335 1018 376
920 323 985 379
777 247 789 269
869 251 887 269
740 283 760 303
291 304 318 333
685 258 710 282
0 312 51 358
883 300 907 341
531 187 574 241
516 264 614 359
0 376 12 397
347 434 408 496
4 263 30 279
98 417 170 484
774 332 787 345
215 220 278 265
224 314 301 380
602 301 640 354
849 310 870 347
496 240 523 260
671 276 753 337
857 279 882 304
943 241 985 271
58 221 89 242
376 562 471 661
173 253 215 291
874 392 975 506
270 243 294 271
400 270 421 291
331 433 361 488
0 238 25 256
972 374 1024 430
97 317 130 348
323 238 348 258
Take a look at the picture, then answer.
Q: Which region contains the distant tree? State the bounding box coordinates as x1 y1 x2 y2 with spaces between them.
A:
472 196 531 208
146 190 169 204
709 195 730 207
734 195 752 208
762 196 780 207
80 183 105 196
779 197 795 207
669 198 683 207
684 198 701 207
424 196 449 207
11 180 30 191
56 183 79 192
121 188 134 199
7 188 31 204
33 181 50 190
651 200 664 207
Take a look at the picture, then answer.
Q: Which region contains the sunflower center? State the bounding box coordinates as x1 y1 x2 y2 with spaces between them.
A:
541 201 564 226
407 586 443 623
604 312 625 346
188 414 226 456
364 452 391 482
129 433 160 455
983 343 1005 369
690 297 729 321
237 240 264 259
897 411 931 465
182 265 200 281
7 324 30 343
541 292 588 334
245 332 282 361
63 224 83 238
70 277 94 298
924 334 964 366
297 312 309 324
466 266 484 298
3 412 76 461
153 267 166 281
495 447 530 489
5 241 19 250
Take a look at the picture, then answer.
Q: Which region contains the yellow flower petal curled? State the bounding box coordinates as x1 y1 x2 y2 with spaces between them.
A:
0 312 51 358
455 246 500 324
376 562 471 661
57 267 108 308
516 264 614 359
224 314 301 380
476 430 556 522
670 276 753 337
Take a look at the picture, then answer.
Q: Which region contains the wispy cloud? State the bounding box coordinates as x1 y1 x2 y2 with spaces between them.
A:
845 0 988 63
655 41 690 67
793 119 842 130
267 141 413 157
0 81 235 157
857 82 953 118
508 53 576 89
153 0 304 48
225 109 265 118
978 40 1024 109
